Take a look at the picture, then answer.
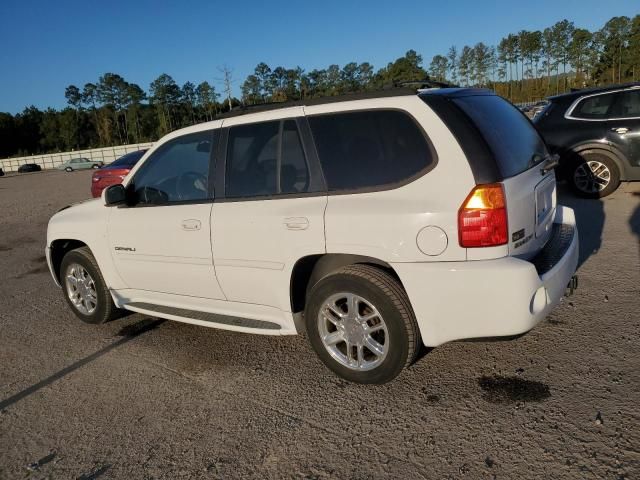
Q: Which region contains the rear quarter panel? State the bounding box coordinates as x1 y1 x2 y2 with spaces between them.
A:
307 96 476 263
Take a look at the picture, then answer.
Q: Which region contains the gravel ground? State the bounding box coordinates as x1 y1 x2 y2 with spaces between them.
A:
0 169 639 479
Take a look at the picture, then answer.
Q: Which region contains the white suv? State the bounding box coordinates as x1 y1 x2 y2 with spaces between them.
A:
46 88 579 384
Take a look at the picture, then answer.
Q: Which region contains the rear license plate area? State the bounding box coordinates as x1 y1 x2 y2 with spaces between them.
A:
535 176 555 236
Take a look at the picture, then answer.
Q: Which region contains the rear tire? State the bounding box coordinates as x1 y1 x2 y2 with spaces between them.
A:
570 151 620 198
92 164 100 169
305 264 421 384
60 247 123 324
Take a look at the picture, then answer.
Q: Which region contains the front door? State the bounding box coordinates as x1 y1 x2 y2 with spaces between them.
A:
108 129 226 300
212 116 326 310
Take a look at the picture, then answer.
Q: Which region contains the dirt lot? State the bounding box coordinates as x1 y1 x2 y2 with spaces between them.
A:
0 169 639 479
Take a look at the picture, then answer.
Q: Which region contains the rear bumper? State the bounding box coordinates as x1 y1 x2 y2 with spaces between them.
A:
393 206 579 347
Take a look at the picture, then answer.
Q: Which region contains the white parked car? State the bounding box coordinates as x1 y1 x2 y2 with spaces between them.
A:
46 89 579 384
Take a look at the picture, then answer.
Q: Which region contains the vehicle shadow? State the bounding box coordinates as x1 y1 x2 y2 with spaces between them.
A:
557 182 605 269
0 318 165 411
630 191 640 255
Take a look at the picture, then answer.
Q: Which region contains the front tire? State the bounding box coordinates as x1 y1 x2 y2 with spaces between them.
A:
65 167 73 172
570 151 620 198
92 164 100 169
305 264 421 384
60 247 122 324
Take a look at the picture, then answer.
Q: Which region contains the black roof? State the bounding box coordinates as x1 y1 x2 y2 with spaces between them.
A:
548 82 640 101
216 87 493 119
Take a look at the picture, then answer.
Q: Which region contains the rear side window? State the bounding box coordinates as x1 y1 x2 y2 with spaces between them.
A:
571 93 615 119
281 120 310 194
610 90 640 119
225 119 311 198
453 95 548 178
308 110 434 191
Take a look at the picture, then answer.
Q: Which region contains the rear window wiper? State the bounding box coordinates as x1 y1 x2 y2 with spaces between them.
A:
540 154 560 175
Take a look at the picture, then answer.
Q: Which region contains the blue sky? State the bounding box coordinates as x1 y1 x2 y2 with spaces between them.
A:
0 0 637 113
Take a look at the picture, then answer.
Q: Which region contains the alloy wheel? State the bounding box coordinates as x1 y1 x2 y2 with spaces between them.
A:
65 263 98 315
317 292 388 371
574 160 611 194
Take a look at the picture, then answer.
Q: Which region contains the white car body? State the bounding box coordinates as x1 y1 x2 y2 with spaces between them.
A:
47 91 579 350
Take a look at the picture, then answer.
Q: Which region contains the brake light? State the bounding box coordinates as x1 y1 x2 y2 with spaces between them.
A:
458 184 508 247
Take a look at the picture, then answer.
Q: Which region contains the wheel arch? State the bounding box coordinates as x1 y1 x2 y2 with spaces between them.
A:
566 142 629 180
289 253 403 314
49 239 89 283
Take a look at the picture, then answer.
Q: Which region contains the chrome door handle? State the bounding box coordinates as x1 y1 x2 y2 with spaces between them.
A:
611 127 630 134
181 219 201 231
283 217 309 230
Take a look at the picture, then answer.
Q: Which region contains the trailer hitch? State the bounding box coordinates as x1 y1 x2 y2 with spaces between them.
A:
565 275 578 296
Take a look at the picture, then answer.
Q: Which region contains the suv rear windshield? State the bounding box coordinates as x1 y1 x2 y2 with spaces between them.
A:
452 95 548 178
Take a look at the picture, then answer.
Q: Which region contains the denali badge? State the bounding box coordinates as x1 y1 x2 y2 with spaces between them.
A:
514 234 533 249
114 246 136 252
512 229 525 242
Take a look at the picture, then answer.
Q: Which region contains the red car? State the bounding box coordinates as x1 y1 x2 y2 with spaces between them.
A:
91 149 147 198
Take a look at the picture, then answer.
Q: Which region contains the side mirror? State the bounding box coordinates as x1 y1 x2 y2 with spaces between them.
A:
103 184 126 206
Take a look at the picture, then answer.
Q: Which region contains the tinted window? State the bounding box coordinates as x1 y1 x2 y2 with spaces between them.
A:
453 95 548 178
610 90 640 119
132 131 213 204
111 150 147 168
308 110 432 191
572 93 615 119
226 121 279 197
225 120 311 197
281 120 309 194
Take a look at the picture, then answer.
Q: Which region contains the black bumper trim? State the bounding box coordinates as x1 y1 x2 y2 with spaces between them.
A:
531 223 575 276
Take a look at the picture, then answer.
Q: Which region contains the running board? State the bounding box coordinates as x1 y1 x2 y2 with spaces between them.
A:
125 302 281 330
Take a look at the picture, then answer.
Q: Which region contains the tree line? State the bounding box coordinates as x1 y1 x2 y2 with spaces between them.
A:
1 14 638 159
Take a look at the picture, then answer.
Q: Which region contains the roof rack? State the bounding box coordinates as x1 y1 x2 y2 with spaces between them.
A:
216 86 422 119
397 79 459 89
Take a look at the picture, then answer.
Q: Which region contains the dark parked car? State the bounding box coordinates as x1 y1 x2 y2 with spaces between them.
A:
91 149 147 197
17 163 42 173
535 83 640 197
0 167 4 177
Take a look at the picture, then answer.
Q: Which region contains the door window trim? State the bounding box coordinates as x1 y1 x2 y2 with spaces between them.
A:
565 87 640 122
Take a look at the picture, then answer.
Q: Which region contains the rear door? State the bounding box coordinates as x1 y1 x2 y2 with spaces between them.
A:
452 94 556 259
211 114 327 310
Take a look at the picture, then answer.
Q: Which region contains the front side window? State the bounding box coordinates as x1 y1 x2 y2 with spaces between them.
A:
308 110 433 191
111 150 147 168
610 90 640 119
571 93 615 120
132 130 214 204
225 119 310 198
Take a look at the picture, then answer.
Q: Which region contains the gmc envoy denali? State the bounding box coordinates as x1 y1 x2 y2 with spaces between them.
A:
47 88 579 383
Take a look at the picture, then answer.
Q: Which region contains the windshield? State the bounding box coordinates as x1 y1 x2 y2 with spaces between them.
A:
453 95 548 178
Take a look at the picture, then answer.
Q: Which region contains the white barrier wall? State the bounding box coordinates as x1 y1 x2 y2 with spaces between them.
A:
0 143 154 173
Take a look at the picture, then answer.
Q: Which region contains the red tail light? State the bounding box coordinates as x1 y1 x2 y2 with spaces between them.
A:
458 184 508 247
